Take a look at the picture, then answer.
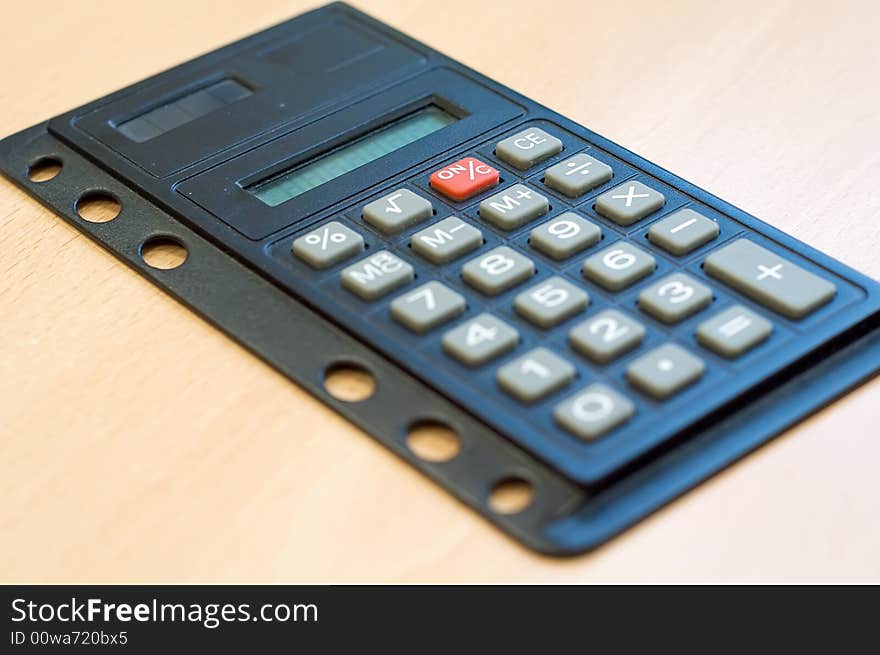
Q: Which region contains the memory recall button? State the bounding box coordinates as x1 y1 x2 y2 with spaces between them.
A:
703 239 836 319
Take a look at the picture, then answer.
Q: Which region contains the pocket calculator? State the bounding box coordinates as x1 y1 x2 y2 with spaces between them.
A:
2 2 879 555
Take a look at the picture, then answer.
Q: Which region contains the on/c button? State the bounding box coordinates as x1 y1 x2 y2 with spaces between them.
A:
429 156 499 202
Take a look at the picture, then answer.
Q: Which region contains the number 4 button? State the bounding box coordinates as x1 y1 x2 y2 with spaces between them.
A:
443 314 519 366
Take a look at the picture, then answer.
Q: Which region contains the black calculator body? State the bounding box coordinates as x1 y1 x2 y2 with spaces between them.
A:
2 2 879 555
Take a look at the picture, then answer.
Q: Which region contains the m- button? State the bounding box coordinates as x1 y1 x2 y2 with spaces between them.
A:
430 157 499 201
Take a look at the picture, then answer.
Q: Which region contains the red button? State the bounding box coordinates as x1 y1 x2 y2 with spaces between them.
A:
430 157 500 202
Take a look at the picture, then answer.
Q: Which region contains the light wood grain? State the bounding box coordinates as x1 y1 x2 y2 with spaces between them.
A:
1 0 878 583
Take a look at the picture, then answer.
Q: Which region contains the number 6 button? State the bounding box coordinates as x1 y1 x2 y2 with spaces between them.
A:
582 242 656 291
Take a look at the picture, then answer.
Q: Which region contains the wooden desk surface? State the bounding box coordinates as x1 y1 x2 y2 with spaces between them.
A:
2 0 878 583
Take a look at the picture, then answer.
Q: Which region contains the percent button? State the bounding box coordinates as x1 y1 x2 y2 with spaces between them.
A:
293 221 365 269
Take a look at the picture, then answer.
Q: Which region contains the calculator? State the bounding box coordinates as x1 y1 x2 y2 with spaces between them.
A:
2 2 879 555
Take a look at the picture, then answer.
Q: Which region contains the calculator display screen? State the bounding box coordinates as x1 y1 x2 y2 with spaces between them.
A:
249 105 457 207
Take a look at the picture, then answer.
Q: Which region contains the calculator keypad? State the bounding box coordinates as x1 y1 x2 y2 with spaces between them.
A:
280 122 854 471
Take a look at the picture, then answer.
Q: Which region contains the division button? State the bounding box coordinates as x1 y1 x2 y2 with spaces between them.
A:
494 127 563 170
703 238 836 319
462 246 535 296
648 208 719 255
362 189 433 235
479 184 549 231
543 153 613 198
514 276 589 328
696 305 774 358
529 213 601 260
410 216 482 264
429 157 499 201
637 273 713 324
497 348 576 403
292 221 364 269
595 181 665 226
390 281 466 333
443 313 519 366
341 250 414 300
554 384 635 440
626 343 705 400
568 309 646 364
582 242 656 291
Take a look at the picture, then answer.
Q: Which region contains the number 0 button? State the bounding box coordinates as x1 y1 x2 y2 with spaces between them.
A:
554 384 635 440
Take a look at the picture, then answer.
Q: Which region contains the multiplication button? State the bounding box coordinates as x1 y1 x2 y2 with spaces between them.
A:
554 384 635 440
292 221 364 269
529 213 601 260
410 216 482 264
443 314 519 366
595 181 665 226
495 127 563 170
341 250 414 300
497 348 575 403
479 184 549 231
543 153 613 198
626 344 705 400
696 305 773 358
703 239 836 319
362 189 433 234
390 281 465 333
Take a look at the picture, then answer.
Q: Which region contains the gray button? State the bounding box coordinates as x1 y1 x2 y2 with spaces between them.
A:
595 181 665 226
703 239 836 319
390 281 466 333
362 189 433 234
638 273 713 324
292 221 364 269
530 213 601 260
514 276 589 328
582 242 656 291
543 153 613 198
443 313 519 366
479 184 549 231
569 309 646 364
341 250 414 300
696 305 773 358
497 348 575 403
648 208 719 255
495 127 563 170
627 344 705 399
462 246 535 296
554 384 635 440
411 216 482 264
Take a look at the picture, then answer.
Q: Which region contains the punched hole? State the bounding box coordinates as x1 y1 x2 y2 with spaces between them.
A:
489 477 534 515
406 420 461 463
76 191 121 223
141 236 188 270
28 157 62 183
323 362 376 402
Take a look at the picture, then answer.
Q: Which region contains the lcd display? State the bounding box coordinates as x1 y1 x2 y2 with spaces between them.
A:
249 105 457 206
